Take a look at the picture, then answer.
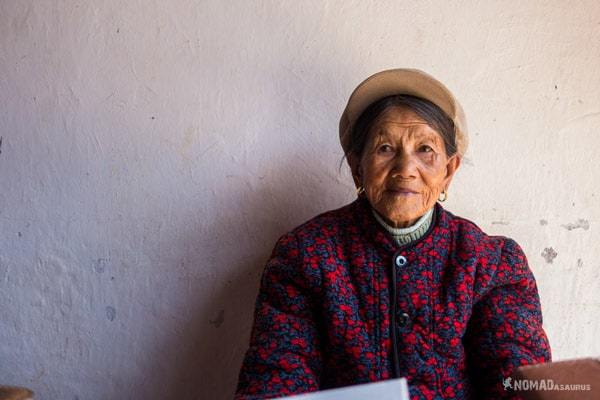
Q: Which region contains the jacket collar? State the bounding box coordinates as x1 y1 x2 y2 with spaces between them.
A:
351 195 448 253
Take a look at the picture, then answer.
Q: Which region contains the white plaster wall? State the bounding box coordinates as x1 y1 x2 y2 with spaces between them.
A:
1 1 599 399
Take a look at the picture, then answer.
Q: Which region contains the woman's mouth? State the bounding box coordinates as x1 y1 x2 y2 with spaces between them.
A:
387 188 418 196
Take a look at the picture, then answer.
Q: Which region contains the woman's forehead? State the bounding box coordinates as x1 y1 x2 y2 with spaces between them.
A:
370 120 441 142
370 106 440 137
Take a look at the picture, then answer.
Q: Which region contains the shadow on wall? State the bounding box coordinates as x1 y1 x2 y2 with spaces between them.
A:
134 6 357 395
145 155 349 400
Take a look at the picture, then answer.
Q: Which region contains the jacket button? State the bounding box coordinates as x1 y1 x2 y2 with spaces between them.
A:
398 312 411 327
395 255 407 267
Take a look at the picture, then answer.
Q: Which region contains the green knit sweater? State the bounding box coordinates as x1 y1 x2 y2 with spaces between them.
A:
371 206 434 246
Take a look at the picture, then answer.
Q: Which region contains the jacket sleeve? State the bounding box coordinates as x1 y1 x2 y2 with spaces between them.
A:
234 232 323 400
464 238 552 399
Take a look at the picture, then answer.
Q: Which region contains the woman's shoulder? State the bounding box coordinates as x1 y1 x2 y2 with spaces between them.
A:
442 209 535 302
441 207 526 261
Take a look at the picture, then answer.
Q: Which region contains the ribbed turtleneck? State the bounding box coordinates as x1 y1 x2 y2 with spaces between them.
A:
371 206 434 246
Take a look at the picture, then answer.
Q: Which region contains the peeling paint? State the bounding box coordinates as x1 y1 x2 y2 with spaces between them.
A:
541 247 558 264
105 306 116 322
93 258 108 274
539 219 548 226
0 258 8 283
561 219 590 231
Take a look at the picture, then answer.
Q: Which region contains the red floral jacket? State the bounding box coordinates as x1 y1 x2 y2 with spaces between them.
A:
235 196 551 399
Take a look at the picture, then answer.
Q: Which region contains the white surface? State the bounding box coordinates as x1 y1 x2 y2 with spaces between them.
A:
1 1 599 399
273 379 409 400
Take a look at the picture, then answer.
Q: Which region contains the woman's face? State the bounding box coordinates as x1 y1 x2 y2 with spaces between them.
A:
351 106 461 228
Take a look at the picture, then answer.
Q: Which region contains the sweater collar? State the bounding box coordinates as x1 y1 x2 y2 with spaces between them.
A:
370 206 434 246
352 195 446 253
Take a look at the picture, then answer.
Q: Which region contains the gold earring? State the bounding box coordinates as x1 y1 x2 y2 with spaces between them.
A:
438 190 447 202
356 186 365 196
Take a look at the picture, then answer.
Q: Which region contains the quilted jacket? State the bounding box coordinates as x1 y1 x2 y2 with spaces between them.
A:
235 196 551 399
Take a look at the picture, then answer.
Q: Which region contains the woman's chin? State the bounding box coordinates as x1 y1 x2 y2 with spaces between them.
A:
376 206 422 226
385 198 421 213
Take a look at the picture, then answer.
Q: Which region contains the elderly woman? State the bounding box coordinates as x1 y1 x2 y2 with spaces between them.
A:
234 69 551 399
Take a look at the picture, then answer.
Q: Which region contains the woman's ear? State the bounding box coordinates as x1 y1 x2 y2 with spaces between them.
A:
443 155 461 187
347 154 362 187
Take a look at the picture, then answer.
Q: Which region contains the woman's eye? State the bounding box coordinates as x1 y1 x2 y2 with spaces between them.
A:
419 145 433 153
377 144 393 153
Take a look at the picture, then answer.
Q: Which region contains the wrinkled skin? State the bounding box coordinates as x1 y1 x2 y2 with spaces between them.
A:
349 106 461 228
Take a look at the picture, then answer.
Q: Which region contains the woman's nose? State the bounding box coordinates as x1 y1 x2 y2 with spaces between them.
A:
391 151 418 179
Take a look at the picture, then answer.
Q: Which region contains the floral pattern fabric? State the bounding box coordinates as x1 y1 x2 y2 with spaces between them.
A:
235 196 551 399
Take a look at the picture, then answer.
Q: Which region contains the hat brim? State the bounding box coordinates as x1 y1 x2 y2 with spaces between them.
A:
339 68 468 157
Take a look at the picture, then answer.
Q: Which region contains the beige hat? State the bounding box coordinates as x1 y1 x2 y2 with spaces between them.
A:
339 68 468 157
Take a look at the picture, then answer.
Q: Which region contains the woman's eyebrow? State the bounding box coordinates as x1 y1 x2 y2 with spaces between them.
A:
419 133 441 142
411 129 442 143
375 126 440 143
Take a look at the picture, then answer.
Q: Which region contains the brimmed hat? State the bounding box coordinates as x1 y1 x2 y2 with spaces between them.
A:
339 68 468 157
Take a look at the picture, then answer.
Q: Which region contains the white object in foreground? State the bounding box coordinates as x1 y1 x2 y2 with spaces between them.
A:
272 378 409 400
